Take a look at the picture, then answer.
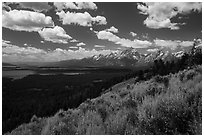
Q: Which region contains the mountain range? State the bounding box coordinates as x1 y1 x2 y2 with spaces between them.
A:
3 44 201 68
46 45 197 68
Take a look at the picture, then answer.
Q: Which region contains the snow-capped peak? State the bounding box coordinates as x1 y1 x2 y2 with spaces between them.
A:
90 47 189 66
173 51 184 58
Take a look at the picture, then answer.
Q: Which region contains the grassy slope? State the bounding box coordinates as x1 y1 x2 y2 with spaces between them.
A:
8 65 202 135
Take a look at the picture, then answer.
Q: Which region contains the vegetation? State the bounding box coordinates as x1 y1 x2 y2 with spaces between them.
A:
3 44 202 134
8 65 202 135
2 68 131 134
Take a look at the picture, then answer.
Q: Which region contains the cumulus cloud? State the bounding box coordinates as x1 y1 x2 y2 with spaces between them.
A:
54 2 78 11
69 46 78 49
96 30 152 48
97 30 120 42
137 2 202 30
76 2 97 10
144 18 180 30
56 11 107 27
90 27 93 31
2 41 46 62
76 42 86 46
179 41 194 47
54 2 97 11
2 9 54 32
38 26 72 44
18 2 51 12
154 39 180 49
106 26 119 33
2 39 11 44
154 39 194 50
130 32 137 37
70 39 79 43
2 41 115 62
142 33 149 39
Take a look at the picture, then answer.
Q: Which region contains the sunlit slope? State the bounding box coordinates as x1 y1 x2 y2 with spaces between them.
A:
8 65 202 135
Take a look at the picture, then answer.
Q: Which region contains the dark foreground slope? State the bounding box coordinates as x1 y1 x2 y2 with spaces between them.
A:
8 65 202 135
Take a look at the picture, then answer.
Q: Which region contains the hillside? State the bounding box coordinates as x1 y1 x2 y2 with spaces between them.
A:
7 65 202 135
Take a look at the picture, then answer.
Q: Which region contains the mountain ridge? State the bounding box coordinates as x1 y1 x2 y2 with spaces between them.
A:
45 45 198 68
3 42 201 68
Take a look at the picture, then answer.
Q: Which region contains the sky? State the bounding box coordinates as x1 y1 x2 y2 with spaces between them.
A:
2 2 202 62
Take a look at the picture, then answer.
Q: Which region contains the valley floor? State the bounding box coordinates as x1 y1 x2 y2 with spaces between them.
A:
8 65 202 135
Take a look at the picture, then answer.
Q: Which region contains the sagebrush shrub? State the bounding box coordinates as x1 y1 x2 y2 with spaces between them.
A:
119 90 129 98
145 83 165 97
179 72 185 81
163 76 169 87
154 75 169 87
105 109 128 134
97 107 107 122
122 94 138 109
30 115 39 123
76 110 105 135
126 110 138 126
137 92 193 134
186 70 197 80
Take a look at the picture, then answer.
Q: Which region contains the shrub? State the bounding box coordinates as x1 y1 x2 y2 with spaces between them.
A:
126 84 132 90
119 90 129 98
41 117 57 135
9 118 46 135
97 107 107 122
188 117 202 135
154 75 169 87
179 72 185 81
126 110 138 126
105 109 127 134
145 83 165 97
52 121 73 135
78 99 96 114
154 75 163 83
30 115 39 123
163 76 169 87
56 109 66 118
76 110 105 135
155 96 193 134
186 70 197 81
137 89 199 135
194 65 202 73
122 94 137 109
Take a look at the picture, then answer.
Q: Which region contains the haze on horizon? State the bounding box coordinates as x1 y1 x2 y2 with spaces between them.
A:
2 2 202 63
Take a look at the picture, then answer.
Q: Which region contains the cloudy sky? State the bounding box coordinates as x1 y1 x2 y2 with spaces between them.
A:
2 2 202 62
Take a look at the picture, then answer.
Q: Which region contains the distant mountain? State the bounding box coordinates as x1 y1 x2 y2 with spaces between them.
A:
2 62 16 67
45 47 145 68
86 47 145 67
48 46 199 68
8 44 199 68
